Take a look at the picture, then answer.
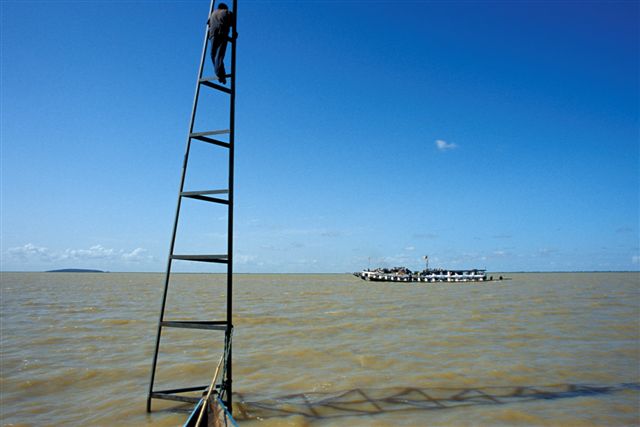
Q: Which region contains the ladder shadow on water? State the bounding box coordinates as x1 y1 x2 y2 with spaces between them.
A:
232 383 640 421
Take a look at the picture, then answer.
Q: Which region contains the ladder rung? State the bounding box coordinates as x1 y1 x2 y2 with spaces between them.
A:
191 135 230 148
182 189 229 195
161 320 228 330
181 190 229 204
201 74 232 81
154 386 208 395
191 130 230 137
199 78 232 93
151 384 222 403
150 392 202 404
171 254 229 264
190 130 231 148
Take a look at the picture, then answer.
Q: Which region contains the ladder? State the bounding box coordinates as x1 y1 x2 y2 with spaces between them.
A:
147 0 237 414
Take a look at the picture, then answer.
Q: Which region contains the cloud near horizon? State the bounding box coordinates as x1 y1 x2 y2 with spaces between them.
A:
435 139 457 151
5 243 154 265
7 243 55 262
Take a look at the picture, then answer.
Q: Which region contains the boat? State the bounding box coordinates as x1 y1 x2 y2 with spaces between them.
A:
354 267 489 282
354 256 495 283
183 394 237 427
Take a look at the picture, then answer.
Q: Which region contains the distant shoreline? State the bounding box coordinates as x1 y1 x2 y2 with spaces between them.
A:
45 269 106 273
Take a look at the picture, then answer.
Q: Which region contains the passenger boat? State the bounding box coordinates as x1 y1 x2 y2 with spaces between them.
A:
354 256 494 283
354 267 488 282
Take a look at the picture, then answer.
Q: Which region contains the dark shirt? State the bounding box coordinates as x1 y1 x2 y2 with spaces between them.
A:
208 9 233 39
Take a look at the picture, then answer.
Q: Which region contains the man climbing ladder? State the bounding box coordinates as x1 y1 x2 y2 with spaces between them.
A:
208 2 234 84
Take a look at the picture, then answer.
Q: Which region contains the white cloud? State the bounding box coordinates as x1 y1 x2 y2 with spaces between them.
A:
632 255 640 265
62 244 115 260
5 243 154 264
121 247 153 263
7 243 55 262
435 139 457 151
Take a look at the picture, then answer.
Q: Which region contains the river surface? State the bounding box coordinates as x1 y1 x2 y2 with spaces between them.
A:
1 272 639 426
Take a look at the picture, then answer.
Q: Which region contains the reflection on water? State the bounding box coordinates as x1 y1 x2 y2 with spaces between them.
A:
1 272 639 426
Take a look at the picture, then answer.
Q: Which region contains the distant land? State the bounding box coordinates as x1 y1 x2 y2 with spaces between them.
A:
46 268 106 273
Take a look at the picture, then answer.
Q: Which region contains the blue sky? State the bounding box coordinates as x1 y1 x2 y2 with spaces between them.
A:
1 0 638 273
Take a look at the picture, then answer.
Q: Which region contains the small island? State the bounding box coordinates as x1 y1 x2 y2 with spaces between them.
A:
46 268 106 273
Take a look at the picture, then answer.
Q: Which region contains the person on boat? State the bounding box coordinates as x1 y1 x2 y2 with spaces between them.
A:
208 3 233 84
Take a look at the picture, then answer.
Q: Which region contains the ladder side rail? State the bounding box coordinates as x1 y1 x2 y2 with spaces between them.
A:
147 0 216 412
224 0 238 412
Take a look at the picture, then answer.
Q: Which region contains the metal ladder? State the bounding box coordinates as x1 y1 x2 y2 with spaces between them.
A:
147 0 237 413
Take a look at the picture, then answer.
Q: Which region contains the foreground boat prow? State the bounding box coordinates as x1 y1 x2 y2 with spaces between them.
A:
184 395 238 427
